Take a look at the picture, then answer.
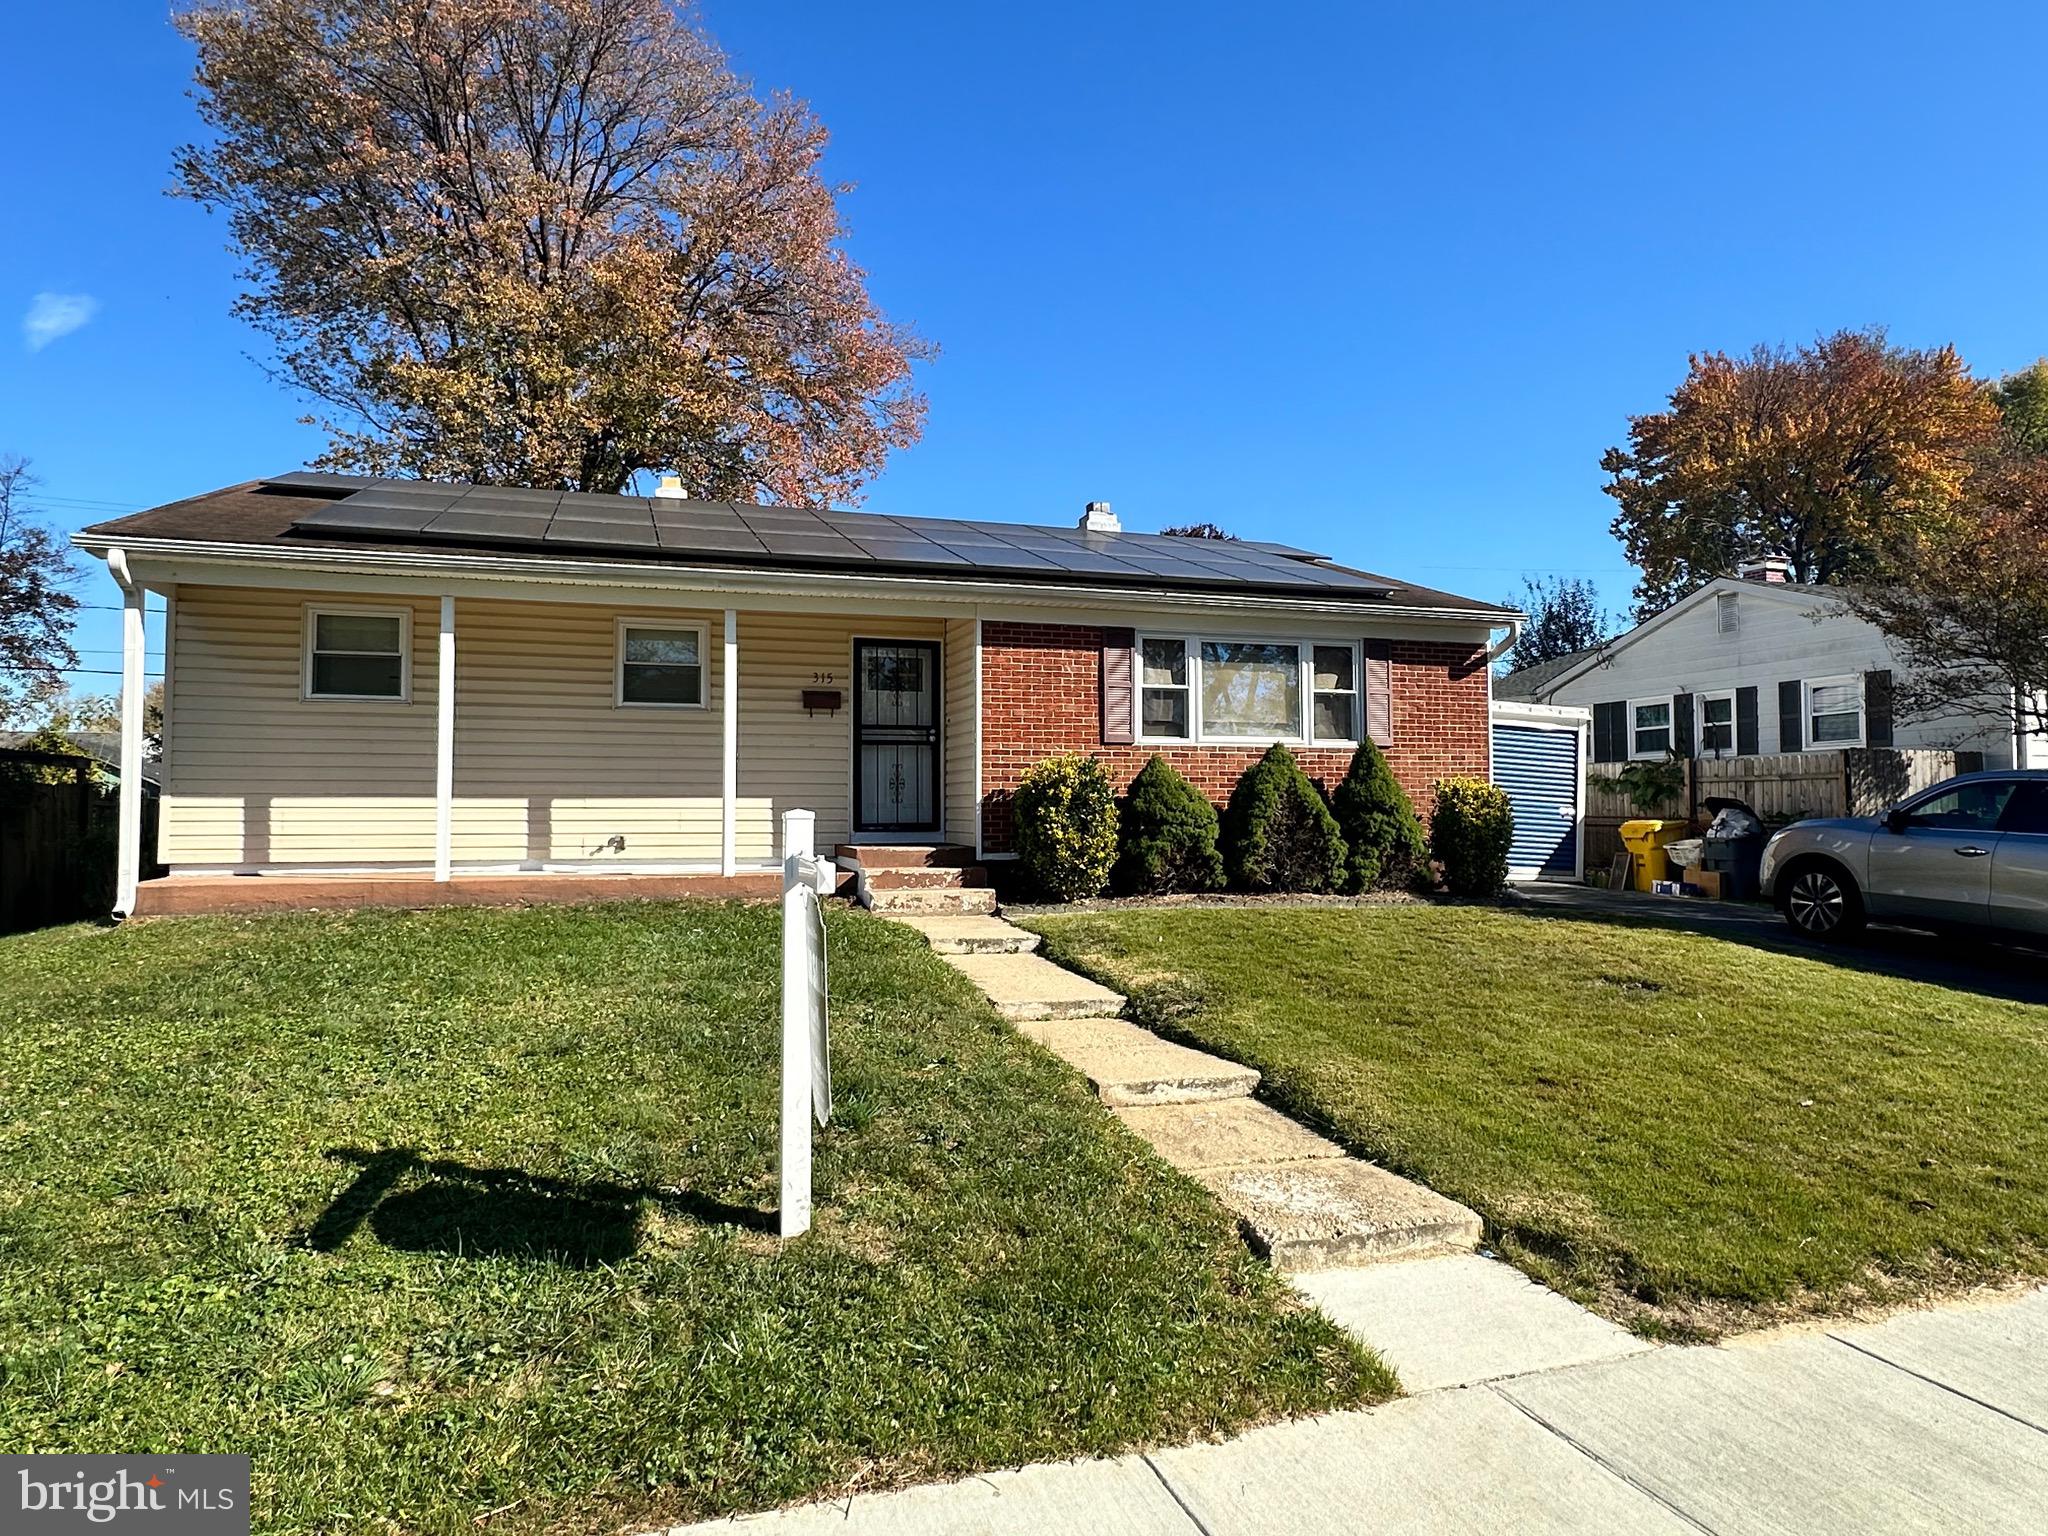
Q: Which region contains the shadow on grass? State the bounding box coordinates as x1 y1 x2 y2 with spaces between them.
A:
306 1148 774 1267
1509 885 2048 1007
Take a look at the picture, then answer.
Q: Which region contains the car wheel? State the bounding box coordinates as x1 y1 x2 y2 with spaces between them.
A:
1783 860 1865 942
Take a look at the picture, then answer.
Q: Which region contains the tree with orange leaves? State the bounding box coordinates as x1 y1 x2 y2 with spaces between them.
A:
1602 329 1997 617
175 0 928 502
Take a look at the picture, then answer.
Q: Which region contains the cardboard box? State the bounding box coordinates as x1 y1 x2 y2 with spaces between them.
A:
1692 869 1725 900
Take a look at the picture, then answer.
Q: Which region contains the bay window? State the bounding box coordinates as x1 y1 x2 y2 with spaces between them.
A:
1135 635 1365 745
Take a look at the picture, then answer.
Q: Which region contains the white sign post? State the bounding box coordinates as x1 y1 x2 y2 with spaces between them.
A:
780 809 835 1239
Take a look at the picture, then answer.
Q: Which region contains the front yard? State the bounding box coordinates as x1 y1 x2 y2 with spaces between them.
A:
1028 905 2048 1338
0 904 1381 1533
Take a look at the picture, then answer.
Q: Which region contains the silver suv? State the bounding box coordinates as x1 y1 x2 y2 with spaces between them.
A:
1759 770 2048 942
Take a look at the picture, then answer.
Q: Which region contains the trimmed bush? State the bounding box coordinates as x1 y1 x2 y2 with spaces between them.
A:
1222 744 1347 892
1429 777 1514 897
1013 753 1119 901
1114 755 1226 895
1331 739 1429 892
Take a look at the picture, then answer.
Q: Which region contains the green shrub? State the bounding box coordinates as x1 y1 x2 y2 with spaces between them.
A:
1013 753 1119 901
1221 744 1347 892
1114 756 1226 895
1331 739 1429 892
1429 777 1514 897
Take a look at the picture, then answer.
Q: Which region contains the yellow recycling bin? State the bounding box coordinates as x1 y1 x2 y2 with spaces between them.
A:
1618 818 1679 892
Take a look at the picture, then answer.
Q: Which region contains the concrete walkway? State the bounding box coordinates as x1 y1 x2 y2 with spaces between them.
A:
672 1286 2048 1534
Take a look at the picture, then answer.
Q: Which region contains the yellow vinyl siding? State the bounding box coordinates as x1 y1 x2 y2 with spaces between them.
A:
162 588 964 871
944 617 978 848
734 612 946 860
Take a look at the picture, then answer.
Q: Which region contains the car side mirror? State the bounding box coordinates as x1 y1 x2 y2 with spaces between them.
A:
1883 809 1909 835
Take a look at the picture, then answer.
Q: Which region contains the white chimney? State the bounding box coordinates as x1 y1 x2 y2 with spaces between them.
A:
1079 500 1120 533
652 473 687 500
1735 555 1792 584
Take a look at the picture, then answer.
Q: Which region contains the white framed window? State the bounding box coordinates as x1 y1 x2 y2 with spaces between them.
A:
304 605 410 701
1139 636 1190 739
1200 640 1302 739
1630 697 1671 758
1698 689 1736 755
1311 644 1359 743
1135 634 1363 746
616 620 707 708
1805 674 1863 747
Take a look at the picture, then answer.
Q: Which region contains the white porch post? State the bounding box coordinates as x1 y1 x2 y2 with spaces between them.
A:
434 595 455 882
722 607 738 876
113 551 145 917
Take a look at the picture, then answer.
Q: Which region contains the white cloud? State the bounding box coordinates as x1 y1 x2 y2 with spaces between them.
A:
23 292 99 352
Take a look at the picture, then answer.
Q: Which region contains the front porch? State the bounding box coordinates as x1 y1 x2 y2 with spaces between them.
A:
115 578 984 912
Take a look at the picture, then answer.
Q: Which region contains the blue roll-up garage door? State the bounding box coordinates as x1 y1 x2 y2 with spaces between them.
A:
1492 722 1580 878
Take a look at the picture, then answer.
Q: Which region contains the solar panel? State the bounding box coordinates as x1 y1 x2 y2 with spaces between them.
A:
284 477 1398 597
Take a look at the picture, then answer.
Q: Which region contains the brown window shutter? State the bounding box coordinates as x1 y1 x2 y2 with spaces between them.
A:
1363 638 1393 745
1101 627 1136 744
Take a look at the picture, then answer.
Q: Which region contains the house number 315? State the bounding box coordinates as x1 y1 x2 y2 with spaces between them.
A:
811 670 837 684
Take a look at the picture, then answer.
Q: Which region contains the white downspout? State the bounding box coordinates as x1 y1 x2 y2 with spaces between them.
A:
1486 620 1522 665
108 548 146 918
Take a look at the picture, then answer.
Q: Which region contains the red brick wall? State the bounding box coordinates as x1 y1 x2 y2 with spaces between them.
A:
979 621 1492 852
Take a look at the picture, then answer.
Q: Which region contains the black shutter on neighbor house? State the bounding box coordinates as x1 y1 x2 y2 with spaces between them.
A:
1865 669 1894 748
1736 686 1759 756
1363 638 1394 745
1105 626 1138 745
1101 628 1136 744
1779 680 1803 752
1593 701 1627 763
1673 693 1695 757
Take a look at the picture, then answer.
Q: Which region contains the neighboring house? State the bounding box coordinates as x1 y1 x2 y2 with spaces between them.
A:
75 474 1514 913
0 731 161 787
1498 561 2042 769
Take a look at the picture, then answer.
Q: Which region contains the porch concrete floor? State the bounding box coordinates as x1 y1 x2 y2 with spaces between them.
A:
131 869 785 917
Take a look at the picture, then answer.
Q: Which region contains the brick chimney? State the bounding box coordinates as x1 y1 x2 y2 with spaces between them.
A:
1078 500 1120 533
1735 555 1793 584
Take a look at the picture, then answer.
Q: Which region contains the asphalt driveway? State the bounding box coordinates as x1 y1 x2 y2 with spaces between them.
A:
1512 881 2048 1005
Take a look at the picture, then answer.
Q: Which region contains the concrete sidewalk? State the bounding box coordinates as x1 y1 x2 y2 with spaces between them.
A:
673 1285 2048 1535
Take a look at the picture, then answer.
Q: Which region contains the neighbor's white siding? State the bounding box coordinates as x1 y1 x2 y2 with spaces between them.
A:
1546 583 2014 767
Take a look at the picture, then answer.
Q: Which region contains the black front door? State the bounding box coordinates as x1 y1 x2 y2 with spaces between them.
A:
853 639 941 833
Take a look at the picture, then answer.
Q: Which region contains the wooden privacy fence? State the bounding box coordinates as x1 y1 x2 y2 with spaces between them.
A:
0 749 158 933
1582 747 1981 873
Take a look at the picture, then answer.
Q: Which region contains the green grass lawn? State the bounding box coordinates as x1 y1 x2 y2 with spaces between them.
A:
0 904 1382 1533
1026 905 2048 1339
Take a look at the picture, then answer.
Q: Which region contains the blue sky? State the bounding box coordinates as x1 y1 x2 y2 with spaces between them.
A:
5 1 2045 697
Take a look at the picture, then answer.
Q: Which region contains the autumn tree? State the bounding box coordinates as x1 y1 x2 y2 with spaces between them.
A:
1602 329 1997 617
1501 575 1611 672
1844 374 2048 744
175 0 927 502
0 456 79 725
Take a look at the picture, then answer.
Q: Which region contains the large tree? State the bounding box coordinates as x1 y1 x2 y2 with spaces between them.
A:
0 457 80 725
1602 329 1997 617
175 0 927 501
1501 575 1611 672
1844 378 2048 745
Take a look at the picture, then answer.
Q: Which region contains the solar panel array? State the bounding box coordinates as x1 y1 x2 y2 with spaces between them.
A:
274 474 1397 596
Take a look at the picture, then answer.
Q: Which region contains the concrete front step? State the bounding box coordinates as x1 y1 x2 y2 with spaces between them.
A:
1015 1018 1260 1106
886 914 1040 954
864 866 988 890
836 843 978 869
864 885 998 915
946 952 1126 1021
1197 1159 1484 1273
1116 1097 1345 1171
